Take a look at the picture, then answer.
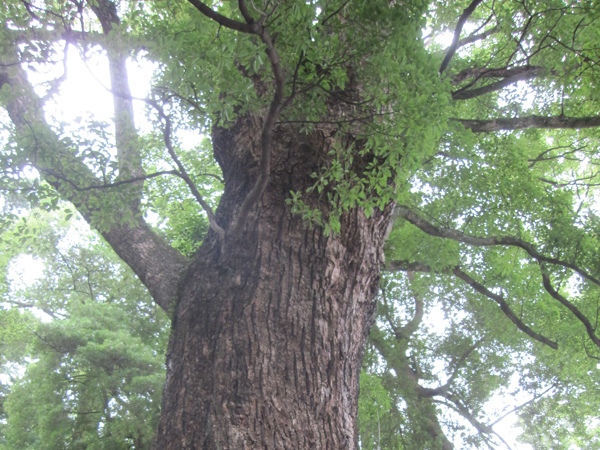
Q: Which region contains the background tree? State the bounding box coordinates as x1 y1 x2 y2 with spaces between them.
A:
0 216 169 450
1 0 600 449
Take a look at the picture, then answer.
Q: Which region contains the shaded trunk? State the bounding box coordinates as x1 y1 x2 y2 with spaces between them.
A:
153 115 393 449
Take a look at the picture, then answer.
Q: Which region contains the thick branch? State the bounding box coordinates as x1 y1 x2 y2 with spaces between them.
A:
186 0 285 238
423 337 485 397
455 25 499 49
387 260 558 349
369 327 454 450
452 267 558 349
0 58 189 312
455 114 600 132
5 299 61 319
37 169 182 192
432 396 493 436
89 0 143 183
186 0 258 33
228 6 285 237
450 65 544 85
381 280 424 341
440 0 486 74
394 205 600 289
398 287 424 339
452 67 546 100
380 288 402 339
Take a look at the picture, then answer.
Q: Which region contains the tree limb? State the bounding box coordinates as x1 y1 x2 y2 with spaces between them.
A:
440 0 486 74
488 384 556 427
422 337 485 397
455 25 499 49
186 0 259 33
228 1 285 237
450 65 544 85
369 326 454 450
398 285 424 339
386 260 558 349
0 53 189 312
452 67 546 100
186 0 285 238
4 299 62 319
432 397 494 437
455 114 600 132
539 263 600 350
148 100 226 242
452 267 558 349
394 205 600 289
89 0 143 187
36 169 182 192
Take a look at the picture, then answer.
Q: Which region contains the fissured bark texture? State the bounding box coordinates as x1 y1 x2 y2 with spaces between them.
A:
153 115 393 449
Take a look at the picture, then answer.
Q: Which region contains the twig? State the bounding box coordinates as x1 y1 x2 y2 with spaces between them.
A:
149 100 226 242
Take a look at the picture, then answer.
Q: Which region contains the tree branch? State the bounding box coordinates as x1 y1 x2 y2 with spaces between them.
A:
452 267 558 349
36 169 182 192
370 325 454 450
186 0 285 238
380 287 402 339
455 114 600 132
89 0 143 187
4 299 62 319
228 8 285 237
455 25 499 49
186 0 259 33
539 263 600 350
149 100 226 242
386 260 558 349
488 384 556 428
0 54 189 312
423 337 485 397
527 144 586 168
435 394 492 435
452 67 546 100
394 205 600 289
440 0 486 74
398 282 424 339
450 65 544 85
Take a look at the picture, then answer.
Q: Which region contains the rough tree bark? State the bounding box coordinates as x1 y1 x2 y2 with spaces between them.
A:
152 114 394 449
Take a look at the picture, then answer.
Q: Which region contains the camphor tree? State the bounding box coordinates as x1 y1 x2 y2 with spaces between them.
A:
1 0 600 448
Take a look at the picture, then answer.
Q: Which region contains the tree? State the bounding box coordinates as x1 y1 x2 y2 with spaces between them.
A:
1 0 600 449
0 217 168 450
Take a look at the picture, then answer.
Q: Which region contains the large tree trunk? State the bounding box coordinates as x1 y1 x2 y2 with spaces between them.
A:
153 115 393 449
